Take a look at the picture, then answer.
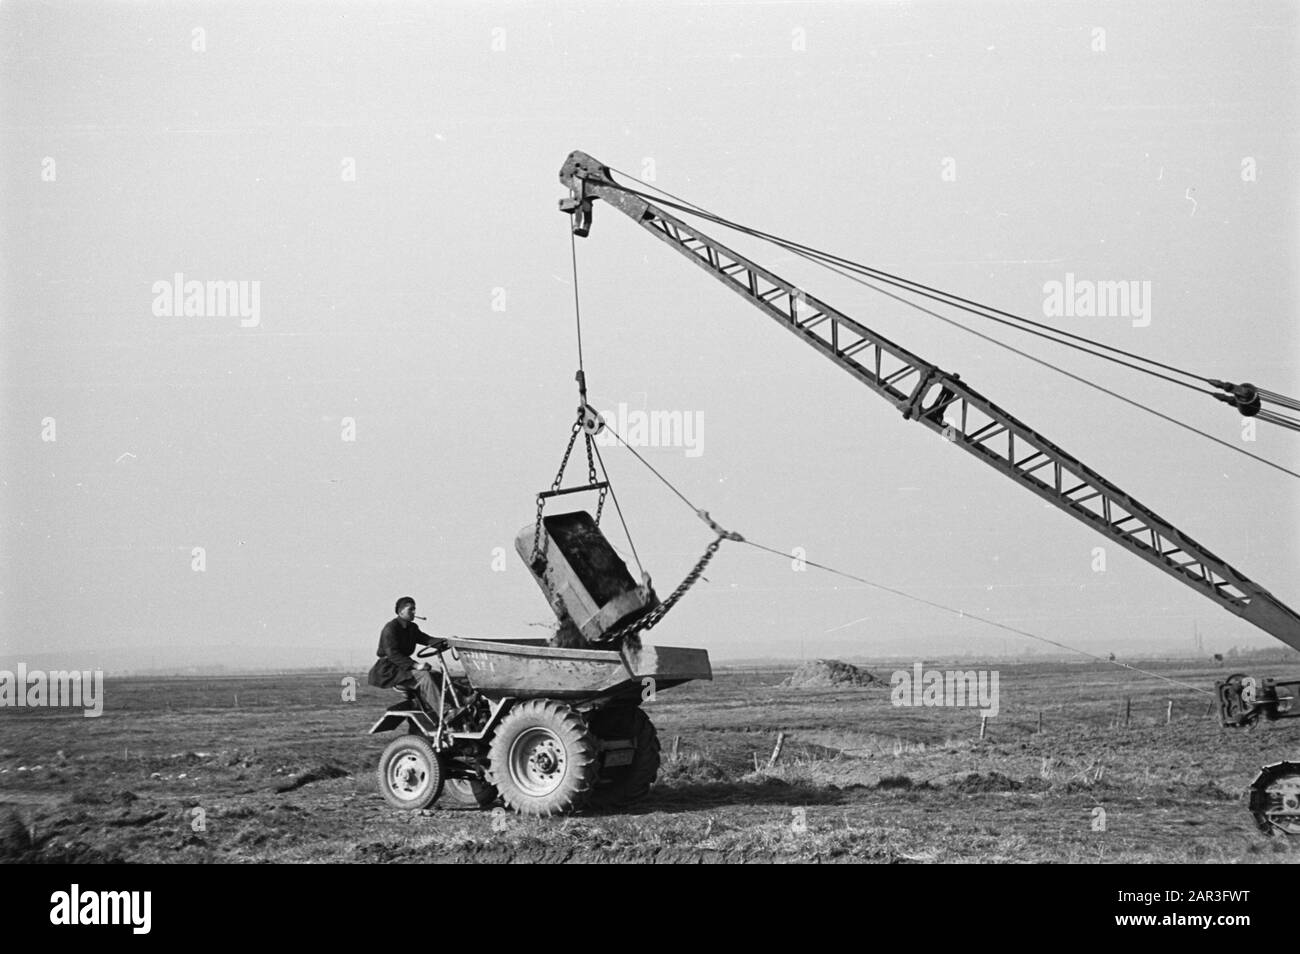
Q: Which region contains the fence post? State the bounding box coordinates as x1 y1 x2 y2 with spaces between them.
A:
671 735 681 762
979 716 988 740
768 731 786 769
1166 700 1173 725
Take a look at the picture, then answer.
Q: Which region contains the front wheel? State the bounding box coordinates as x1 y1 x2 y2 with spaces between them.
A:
487 700 599 816
377 735 444 810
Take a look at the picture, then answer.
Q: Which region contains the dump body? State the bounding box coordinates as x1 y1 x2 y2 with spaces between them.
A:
447 635 710 702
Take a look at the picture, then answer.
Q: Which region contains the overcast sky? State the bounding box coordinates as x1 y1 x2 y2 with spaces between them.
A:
2 0 1297 671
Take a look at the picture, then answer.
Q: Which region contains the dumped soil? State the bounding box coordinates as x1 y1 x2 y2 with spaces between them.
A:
546 512 637 606
534 512 653 651
781 659 879 689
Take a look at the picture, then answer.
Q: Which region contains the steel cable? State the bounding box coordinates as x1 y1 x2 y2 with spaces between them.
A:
600 418 1214 696
600 172 1300 479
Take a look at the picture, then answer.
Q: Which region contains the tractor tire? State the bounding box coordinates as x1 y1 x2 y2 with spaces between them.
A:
440 777 499 811
376 734 444 810
589 706 661 808
486 700 599 816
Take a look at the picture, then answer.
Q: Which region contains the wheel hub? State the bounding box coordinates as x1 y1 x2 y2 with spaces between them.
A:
510 728 568 796
391 752 430 799
534 750 558 773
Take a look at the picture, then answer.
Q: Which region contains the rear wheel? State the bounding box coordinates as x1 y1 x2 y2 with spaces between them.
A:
1249 762 1300 836
589 706 660 807
377 735 444 810
440 777 499 810
487 700 598 816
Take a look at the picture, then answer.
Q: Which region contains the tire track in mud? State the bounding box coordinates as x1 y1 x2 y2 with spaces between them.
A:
352 843 899 864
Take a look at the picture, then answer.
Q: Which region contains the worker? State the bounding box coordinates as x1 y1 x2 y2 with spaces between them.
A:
367 597 448 714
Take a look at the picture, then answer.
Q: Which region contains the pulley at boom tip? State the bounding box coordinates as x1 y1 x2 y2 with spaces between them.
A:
558 151 614 238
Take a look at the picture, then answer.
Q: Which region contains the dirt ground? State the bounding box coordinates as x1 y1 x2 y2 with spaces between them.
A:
2 660 1298 863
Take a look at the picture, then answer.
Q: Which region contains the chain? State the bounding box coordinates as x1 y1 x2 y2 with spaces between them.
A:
551 416 583 494
531 416 584 565
598 534 725 646
583 430 607 523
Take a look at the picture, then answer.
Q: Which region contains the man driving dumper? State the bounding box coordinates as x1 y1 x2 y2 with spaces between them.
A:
367 597 448 714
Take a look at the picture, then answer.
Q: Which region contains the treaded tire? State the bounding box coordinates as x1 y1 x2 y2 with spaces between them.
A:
486 700 598 817
589 706 661 807
440 777 499 811
377 735 444 810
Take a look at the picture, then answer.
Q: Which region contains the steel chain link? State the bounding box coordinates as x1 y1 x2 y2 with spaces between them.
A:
598 535 724 646
531 416 584 565
583 429 607 524
532 403 736 646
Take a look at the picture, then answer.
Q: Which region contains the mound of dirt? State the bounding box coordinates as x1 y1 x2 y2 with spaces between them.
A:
781 659 878 689
876 774 934 791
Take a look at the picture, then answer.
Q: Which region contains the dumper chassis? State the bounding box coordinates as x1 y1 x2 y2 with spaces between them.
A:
370 636 710 816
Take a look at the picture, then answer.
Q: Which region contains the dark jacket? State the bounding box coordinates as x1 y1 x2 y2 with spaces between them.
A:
367 618 442 688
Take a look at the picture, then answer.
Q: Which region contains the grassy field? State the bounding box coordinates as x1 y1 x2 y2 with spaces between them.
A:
1 659 1298 863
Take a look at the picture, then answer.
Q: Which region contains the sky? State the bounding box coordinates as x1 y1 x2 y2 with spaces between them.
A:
1 0 1298 671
